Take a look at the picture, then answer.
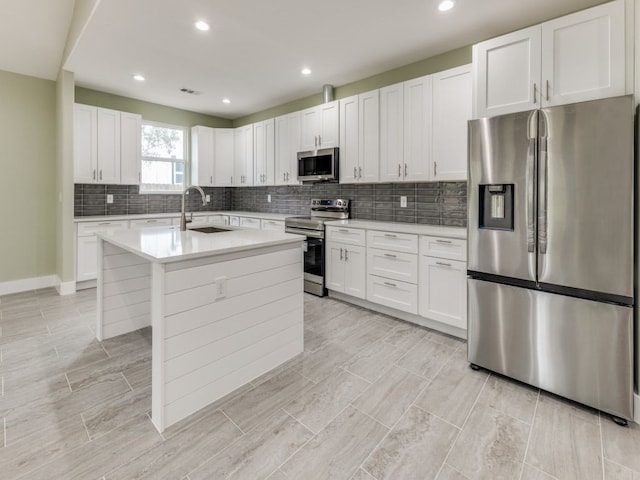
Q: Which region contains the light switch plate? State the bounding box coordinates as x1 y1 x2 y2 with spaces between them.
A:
215 276 227 299
106 194 113 204
267 194 271 203
205 194 211 202
400 196 407 208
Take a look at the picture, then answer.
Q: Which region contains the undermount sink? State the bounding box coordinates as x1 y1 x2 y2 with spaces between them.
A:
190 226 233 234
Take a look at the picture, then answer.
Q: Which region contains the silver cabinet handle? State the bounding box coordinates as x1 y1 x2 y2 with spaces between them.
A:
318 135 321 146
344 248 349 261
383 233 397 238
147 219 157 223
92 169 96 180
99 170 103 181
230 176 233 184
546 80 550 101
358 166 362 179
383 253 397 258
383 281 397 288
436 262 451 267
354 167 357 179
98 222 111 226
533 82 537 104
339 228 349 233
210 175 213 184
398 164 401 177
283 172 286 181
435 239 452 244
434 161 437 177
404 164 407 177
340 247 343 260
286 172 289 181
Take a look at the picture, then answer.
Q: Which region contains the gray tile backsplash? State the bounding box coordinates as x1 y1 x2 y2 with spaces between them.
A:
74 181 467 226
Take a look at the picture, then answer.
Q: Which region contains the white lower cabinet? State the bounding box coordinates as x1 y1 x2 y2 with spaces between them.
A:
419 257 467 329
261 219 284 231
130 218 172 228
239 217 261 229
326 242 366 299
76 220 129 282
367 275 418 315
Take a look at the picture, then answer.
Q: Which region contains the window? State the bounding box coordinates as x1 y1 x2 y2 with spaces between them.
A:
140 121 187 193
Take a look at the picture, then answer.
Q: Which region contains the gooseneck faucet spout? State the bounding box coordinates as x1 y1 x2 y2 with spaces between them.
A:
180 185 207 231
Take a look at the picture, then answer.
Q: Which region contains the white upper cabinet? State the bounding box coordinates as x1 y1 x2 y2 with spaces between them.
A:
473 0 626 118
190 125 215 187
120 111 142 185
74 104 98 183
214 128 235 186
96 108 121 184
300 100 339 151
275 112 301 185
379 83 404 182
403 75 432 182
432 64 472 181
540 0 625 106
339 90 380 184
254 119 275 185
234 124 254 186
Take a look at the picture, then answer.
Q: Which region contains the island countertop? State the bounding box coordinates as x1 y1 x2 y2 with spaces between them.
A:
96 225 304 263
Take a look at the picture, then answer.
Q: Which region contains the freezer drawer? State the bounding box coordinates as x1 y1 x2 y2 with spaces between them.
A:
467 278 633 419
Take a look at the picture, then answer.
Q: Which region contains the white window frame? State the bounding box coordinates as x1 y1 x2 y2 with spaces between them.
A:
139 120 188 194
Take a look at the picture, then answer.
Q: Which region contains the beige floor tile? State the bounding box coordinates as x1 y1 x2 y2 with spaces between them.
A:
363 406 458 480
284 368 370 433
526 393 603 480
189 409 313 480
280 406 389 480
476 374 538 424
121 356 152 389
220 368 313 432
342 340 402 383
66 347 150 391
414 349 488 427
520 464 559 480
351 468 377 479
290 341 355 383
426 329 465 348
604 459 640 480
602 416 640 472
382 322 428 353
352 363 429 428
266 469 289 480
437 464 471 480
395 338 457 379
447 402 530 480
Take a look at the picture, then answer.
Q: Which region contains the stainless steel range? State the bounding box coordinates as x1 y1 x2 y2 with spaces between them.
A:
285 199 350 296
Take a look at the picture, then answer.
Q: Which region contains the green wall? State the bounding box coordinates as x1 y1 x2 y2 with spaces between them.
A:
0 70 57 283
75 87 233 128
233 45 472 126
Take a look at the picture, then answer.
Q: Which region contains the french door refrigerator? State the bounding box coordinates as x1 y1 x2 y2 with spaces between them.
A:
467 95 634 421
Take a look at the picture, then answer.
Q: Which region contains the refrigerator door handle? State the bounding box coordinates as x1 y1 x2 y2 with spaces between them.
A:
538 112 549 255
526 111 537 254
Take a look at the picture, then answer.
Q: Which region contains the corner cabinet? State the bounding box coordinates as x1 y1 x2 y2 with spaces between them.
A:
299 101 339 151
473 0 626 118
275 112 301 185
191 126 215 186
120 112 142 185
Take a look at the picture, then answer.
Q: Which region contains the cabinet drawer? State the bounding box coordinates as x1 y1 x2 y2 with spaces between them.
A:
77 220 129 236
240 217 261 229
367 230 418 254
209 215 228 225
130 218 172 228
420 236 467 261
326 226 365 246
261 219 284 231
367 275 418 315
367 248 417 284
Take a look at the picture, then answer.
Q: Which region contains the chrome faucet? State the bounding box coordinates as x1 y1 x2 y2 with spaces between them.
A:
180 185 207 231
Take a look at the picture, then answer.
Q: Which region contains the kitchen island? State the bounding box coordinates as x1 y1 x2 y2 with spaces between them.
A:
95 225 304 433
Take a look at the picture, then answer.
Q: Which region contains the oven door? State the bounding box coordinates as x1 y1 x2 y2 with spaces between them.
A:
303 237 325 296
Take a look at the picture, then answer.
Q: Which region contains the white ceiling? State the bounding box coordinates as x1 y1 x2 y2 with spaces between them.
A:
4 0 606 118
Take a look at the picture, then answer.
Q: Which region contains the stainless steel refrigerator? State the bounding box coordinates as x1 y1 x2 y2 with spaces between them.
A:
467 95 635 422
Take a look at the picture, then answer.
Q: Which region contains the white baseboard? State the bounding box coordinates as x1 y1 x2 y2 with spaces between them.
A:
0 275 58 296
634 393 640 424
56 278 76 296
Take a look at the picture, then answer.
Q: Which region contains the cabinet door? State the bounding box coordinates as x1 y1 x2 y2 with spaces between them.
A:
432 65 472 181
214 128 235 186
76 235 98 282
191 126 215 186
339 95 359 184
234 124 254 185
359 90 380 183
541 0 625 107
473 25 541 118
300 107 319 151
73 104 98 183
379 83 404 182
325 243 346 293
275 112 300 185
254 119 275 185
318 101 339 148
120 112 142 185
419 257 467 330
239 217 261 229
96 108 121 184
403 75 432 181
344 245 366 299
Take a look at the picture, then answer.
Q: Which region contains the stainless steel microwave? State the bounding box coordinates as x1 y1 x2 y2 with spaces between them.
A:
297 147 339 182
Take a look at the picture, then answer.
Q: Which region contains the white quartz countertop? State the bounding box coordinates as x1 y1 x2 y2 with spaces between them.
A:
75 211 292 223
325 220 467 239
96 225 303 263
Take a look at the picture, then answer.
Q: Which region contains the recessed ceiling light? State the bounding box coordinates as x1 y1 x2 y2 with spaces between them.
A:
133 74 145 82
301 67 312 75
195 20 210 31
438 0 455 11
222 98 231 104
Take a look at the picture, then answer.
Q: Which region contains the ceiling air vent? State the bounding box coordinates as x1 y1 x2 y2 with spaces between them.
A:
180 88 201 95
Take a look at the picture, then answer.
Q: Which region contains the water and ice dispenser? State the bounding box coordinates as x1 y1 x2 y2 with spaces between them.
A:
479 184 514 230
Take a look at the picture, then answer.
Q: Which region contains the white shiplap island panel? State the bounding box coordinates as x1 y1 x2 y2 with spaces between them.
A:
95 226 304 433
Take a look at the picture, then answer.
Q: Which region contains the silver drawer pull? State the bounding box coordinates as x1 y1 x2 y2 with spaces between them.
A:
383 234 397 238
435 239 452 244
98 222 111 226
383 253 397 258
436 262 452 267
339 229 349 233
383 281 397 288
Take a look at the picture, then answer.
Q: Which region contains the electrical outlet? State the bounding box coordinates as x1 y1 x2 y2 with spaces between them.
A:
267 194 271 203
106 194 114 204
205 194 211 203
400 196 407 208
215 276 227 299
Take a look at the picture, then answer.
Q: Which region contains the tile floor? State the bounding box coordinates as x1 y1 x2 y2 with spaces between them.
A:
0 287 639 479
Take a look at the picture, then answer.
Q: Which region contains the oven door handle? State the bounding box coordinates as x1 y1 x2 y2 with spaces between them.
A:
284 226 324 239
